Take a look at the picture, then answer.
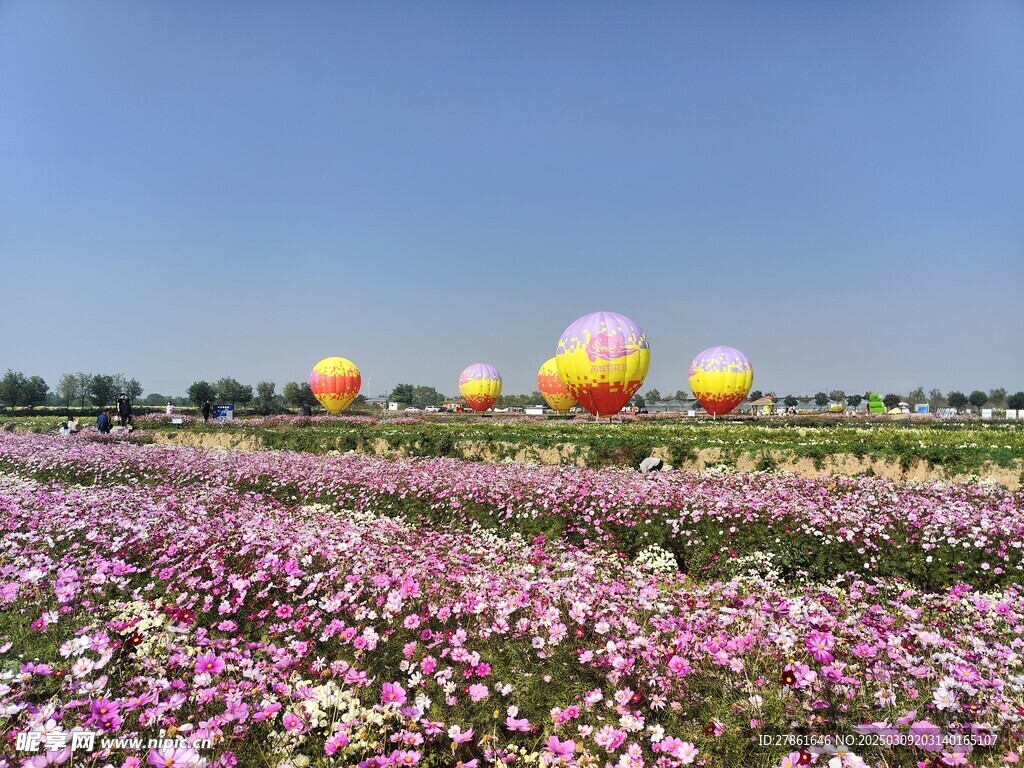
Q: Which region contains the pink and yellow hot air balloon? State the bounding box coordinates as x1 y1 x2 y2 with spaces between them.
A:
309 357 361 415
458 363 502 413
688 345 753 416
537 357 575 414
555 311 650 417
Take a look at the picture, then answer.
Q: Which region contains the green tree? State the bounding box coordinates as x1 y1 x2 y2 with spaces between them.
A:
783 394 799 408
22 376 48 408
254 381 277 414
631 395 645 408
57 374 79 409
142 393 167 406
947 391 968 411
89 375 117 408
283 382 318 409
411 385 445 406
814 392 829 407
906 387 926 406
644 388 662 403
968 390 988 412
1007 392 1024 410
214 378 246 406
828 390 845 404
75 373 92 408
124 378 143 403
882 393 901 410
928 388 946 409
0 370 26 408
187 381 216 407
390 383 415 403
673 390 689 402
847 394 863 408
749 390 764 401
988 388 1007 407
282 382 301 408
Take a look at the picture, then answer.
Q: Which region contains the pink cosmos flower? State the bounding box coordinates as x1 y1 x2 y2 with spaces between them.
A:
805 630 835 664
908 720 943 753
381 682 408 706
667 654 693 676
390 750 420 766
505 716 531 732
325 732 349 755
282 712 303 732
146 748 201 768
193 652 224 676
544 736 576 761
594 725 626 751
468 684 488 702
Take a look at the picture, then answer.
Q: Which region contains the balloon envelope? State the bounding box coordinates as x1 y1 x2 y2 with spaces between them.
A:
536 357 575 414
458 363 502 412
309 357 362 414
688 346 752 416
555 311 650 417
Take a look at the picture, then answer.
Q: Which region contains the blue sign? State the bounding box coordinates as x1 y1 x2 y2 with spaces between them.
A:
915 404 930 414
215 404 234 421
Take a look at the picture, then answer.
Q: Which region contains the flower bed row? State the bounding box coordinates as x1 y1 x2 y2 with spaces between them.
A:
0 434 1020 590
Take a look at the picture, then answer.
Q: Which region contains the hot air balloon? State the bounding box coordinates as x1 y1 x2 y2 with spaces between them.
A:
688 346 752 416
309 357 361 415
537 357 575 414
555 311 650 417
458 364 502 413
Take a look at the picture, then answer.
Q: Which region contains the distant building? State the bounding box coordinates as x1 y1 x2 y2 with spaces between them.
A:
647 398 700 413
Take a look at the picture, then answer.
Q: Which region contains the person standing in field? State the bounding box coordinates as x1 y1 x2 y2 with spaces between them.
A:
166 399 175 416
116 393 134 430
202 400 212 423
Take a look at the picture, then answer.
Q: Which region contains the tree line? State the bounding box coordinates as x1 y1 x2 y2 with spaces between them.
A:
4 368 1023 415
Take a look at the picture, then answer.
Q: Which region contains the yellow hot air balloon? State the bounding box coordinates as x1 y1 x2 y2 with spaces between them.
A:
556 311 650 417
687 346 752 416
458 364 502 412
537 357 575 414
309 357 361 414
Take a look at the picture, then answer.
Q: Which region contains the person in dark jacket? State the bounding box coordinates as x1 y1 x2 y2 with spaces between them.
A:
116 393 134 429
201 400 212 423
97 410 111 434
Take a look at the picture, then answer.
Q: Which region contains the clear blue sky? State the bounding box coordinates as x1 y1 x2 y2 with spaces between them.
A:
2 1 1022 399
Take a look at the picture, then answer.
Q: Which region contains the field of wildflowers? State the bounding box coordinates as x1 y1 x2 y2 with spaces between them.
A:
1 432 1022 768
6 414 1023 480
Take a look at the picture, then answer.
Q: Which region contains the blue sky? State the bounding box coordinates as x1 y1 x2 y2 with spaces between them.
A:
2 1 1022 399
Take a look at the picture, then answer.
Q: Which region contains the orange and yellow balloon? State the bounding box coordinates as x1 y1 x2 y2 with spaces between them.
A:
556 311 650 417
537 357 575 414
309 357 361 414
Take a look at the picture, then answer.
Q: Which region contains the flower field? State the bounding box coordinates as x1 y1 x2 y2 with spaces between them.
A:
1 432 1023 768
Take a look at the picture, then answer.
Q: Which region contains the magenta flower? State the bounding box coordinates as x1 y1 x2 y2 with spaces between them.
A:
381 681 408 706
805 630 835 664
544 736 576 760
667 654 693 676
193 652 224 676
282 712 303 732
325 732 349 755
